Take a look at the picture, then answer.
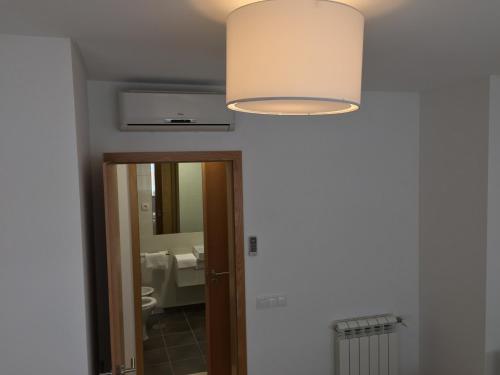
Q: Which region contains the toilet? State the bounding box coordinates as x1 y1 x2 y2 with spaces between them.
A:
141 286 154 297
141 287 157 340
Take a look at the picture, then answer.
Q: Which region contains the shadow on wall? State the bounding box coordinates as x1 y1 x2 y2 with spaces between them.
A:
486 351 500 375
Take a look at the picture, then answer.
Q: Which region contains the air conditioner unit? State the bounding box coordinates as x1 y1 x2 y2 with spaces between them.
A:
119 91 234 131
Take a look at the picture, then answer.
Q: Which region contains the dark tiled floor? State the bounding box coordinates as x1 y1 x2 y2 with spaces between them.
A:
144 304 206 375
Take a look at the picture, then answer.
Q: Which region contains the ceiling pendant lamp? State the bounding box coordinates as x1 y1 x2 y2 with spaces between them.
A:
226 0 365 115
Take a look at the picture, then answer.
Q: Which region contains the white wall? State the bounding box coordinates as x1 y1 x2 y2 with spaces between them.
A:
419 79 490 375
486 75 500 375
88 81 420 375
71 42 95 374
0 35 91 375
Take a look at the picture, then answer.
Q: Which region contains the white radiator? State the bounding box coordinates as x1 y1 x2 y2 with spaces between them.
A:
333 314 400 375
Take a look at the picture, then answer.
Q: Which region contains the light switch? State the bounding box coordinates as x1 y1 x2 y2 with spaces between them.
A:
248 236 257 256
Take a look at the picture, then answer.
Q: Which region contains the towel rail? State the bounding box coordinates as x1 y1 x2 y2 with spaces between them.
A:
140 250 169 258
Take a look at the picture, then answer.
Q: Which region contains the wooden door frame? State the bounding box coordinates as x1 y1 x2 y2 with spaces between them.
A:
103 151 247 375
103 164 125 374
127 164 144 375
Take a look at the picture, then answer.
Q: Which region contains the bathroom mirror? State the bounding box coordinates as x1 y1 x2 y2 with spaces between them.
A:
147 162 204 235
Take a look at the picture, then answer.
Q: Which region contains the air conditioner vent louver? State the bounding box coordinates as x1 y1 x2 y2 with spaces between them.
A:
163 118 197 124
119 91 234 132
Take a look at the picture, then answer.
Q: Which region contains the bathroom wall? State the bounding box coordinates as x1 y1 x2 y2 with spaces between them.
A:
136 163 155 248
486 75 500 375
88 81 420 375
419 78 490 375
0 35 92 375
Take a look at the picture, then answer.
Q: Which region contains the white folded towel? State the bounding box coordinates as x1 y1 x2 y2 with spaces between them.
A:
175 253 198 269
144 251 169 269
192 245 205 261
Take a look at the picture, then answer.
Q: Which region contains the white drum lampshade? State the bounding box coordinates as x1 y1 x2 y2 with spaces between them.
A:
226 0 365 115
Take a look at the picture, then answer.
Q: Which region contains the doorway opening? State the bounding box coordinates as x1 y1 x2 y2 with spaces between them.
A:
102 152 246 375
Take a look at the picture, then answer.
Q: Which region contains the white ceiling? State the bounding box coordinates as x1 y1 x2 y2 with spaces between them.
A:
1 0 499 91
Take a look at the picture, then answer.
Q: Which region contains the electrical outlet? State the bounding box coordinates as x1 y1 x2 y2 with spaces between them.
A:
269 297 278 308
256 294 287 309
277 295 287 307
256 297 270 309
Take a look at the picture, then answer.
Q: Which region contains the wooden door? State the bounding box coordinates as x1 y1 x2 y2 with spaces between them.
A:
103 164 140 375
203 162 233 375
102 152 247 375
103 164 126 375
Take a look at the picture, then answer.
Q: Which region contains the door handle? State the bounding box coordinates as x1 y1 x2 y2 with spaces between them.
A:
210 269 230 282
211 269 230 277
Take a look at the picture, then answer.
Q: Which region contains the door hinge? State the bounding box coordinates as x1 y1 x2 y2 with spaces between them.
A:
120 357 137 374
100 357 136 375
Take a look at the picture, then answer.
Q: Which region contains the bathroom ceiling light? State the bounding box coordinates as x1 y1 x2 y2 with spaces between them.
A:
226 0 365 115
